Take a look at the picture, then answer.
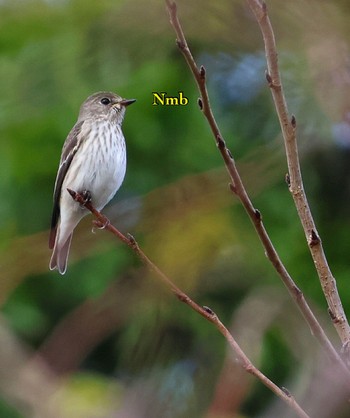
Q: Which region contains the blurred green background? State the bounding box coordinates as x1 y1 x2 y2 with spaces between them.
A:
1 0 350 417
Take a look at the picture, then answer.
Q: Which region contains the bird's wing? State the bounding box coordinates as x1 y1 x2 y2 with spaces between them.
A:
49 121 84 249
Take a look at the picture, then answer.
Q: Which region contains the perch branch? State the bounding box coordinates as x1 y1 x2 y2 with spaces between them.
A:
164 0 350 377
68 188 310 418
245 0 350 347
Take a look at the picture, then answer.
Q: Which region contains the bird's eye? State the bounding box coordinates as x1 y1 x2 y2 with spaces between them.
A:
100 97 111 105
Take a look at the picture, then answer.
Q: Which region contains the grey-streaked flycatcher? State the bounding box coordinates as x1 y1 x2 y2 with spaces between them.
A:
49 91 135 274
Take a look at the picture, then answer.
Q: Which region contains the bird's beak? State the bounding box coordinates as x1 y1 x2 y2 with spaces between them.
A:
119 98 136 107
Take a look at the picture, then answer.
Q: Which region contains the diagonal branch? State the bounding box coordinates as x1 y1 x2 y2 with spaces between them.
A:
164 0 350 379
245 0 350 347
68 188 310 418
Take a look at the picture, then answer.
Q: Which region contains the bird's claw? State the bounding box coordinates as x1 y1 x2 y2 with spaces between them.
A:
80 190 92 206
67 189 92 208
92 216 110 230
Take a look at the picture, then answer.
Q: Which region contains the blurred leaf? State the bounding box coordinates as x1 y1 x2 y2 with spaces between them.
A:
55 372 123 418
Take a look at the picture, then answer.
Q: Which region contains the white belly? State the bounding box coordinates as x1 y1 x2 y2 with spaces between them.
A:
62 120 126 210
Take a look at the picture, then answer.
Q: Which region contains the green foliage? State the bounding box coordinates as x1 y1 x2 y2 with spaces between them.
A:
0 399 23 418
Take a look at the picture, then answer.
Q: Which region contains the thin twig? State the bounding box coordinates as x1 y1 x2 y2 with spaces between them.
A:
68 188 310 418
164 0 350 380
245 0 350 347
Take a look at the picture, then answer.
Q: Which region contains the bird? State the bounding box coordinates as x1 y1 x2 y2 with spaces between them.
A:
49 91 136 274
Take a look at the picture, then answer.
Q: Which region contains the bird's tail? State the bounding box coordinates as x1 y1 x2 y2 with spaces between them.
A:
49 233 73 275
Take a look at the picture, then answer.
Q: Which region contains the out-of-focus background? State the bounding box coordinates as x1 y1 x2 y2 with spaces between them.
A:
1 0 350 417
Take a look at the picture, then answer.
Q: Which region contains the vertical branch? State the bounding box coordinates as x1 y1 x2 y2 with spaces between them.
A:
245 0 350 347
164 0 348 373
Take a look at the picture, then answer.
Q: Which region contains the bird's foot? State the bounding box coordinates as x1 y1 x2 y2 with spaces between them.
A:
80 190 92 207
67 188 92 208
93 215 110 230
92 215 110 234
67 189 92 207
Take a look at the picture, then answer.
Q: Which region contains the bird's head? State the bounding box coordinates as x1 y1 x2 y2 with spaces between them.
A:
78 91 136 124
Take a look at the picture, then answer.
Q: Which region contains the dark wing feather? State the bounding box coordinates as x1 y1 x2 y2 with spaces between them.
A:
49 121 84 249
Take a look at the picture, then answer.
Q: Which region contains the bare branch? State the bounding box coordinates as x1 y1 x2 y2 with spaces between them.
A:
245 0 350 346
69 188 311 418
164 0 348 376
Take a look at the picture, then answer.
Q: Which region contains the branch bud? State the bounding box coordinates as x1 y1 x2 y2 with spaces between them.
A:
203 306 215 316
176 39 185 50
309 229 320 247
291 114 297 129
285 173 290 187
216 134 226 150
281 387 291 397
254 209 262 221
328 308 337 321
265 70 273 86
229 183 237 194
127 233 136 245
